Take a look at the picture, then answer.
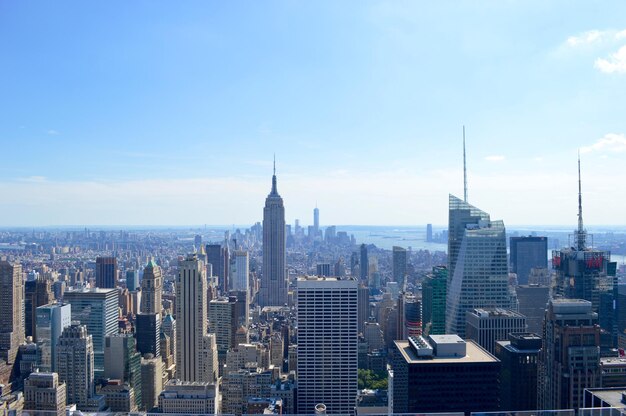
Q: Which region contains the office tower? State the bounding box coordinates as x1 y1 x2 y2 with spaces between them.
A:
176 254 215 382
392 246 407 289
324 225 336 243
229 290 249 329
357 284 369 334
314 206 319 233
316 263 332 277
537 299 601 410
495 333 541 411
426 223 433 242
258 163 287 307
553 164 618 343
104 333 142 409
64 288 118 378
95 257 118 288
402 294 422 338
510 236 548 285
296 276 358 414
446 195 511 338
140 354 163 411
389 335 500 414
141 259 163 315
206 244 224 282
0 260 24 367
194 234 202 248
162 314 176 366
231 250 249 292
465 308 527 355
56 323 104 410
18 341 39 380
157 379 218 414
35 303 72 372
136 314 161 357
350 252 359 277
422 266 447 335
100 380 136 412
126 269 139 292
23 372 66 416
208 298 237 363
199 333 219 383
221 368 274 415
25 277 54 340
359 244 369 282
516 285 550 334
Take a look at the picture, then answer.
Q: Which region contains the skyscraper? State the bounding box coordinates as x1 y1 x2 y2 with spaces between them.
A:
392 246 407 289
446 195 512 338
258 162 287 307
296 276 358 414
510 236 548 285
230 250 249 292
537 299 601 410
422 266 447 335
465 308 527 355
206 244 224 285
176 254 215 382
359 244 369 282
95 257 118 289
24 277 54 340
35 302 72 372
23 371 67 416
0 260 24 366
104 333 142 409
141 259 163 316
313 205 319 233
64 287 118 378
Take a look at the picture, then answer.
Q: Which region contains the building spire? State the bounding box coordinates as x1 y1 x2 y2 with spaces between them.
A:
271 155 278 195
576 151 586 250
463 125 468 202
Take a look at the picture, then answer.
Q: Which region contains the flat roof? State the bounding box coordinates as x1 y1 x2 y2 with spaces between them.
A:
394 339 498 364
586 389 625 408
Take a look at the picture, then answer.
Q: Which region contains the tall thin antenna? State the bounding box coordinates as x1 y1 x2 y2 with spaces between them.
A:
463 125 468 202
576 150 586 250
273 153 276 176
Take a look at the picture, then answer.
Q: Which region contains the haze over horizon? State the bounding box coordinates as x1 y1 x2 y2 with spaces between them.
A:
1 1 625 226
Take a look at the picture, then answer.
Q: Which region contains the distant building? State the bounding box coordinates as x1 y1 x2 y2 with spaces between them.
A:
0 260 24 367
358 285 369 334
35 303 72 372
135 313 161 358
495 333 542 411
158 379 217 414
422 266 447 335
446 195 512 338
140 259 162 316
392 246 407 289
465 308 527 355
426 224 433 242
104 333 142 409
23 371 66 416
95 257 118 289
64 287 118 378
208 298 238 360
126 269 139 292
538 299 601 410
510 236 548 285
231 250 249 292
316 263 332 277
516 285 550 334
140 354 163 411
360 244 369 282
390 334 500 414
297 276 358 415
24 277 54 340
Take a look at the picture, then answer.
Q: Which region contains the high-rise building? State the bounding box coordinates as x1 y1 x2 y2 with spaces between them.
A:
316 263 332 277
495 332 542 411
296 276 358 414
104 333 142 409
23 371 67 416
516 285 550 334
208 297 237 361
140 354 163 411
176 254 215 382
553 159 618 343
35 303 72 372
313 206 319 233
422 266 447 335
0 260 24 366
359 244 369 282
389 335 500 414
402 294 422 338
465 308 527 355
537 299 601 410
392 246 407 289
141 259 162 316
136 313 161 357
510 236 548 285
64 287 118 378
126 269 139 292
56 323 104 410
426 223 433 242
95 257 118 289
206 244 225 288
357 284 369 334
446 195 512 338
258 163 287 307
157 379 218 414
230 250 249 292
25 277 54 340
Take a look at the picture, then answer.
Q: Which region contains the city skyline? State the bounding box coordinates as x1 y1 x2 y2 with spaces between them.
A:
1 2 626 226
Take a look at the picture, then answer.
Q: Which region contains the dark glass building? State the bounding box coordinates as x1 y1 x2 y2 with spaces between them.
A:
96 257 118 289
135 314 161 358
510 236 548 285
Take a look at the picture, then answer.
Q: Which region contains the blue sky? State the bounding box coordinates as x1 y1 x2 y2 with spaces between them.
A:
1 1 625 226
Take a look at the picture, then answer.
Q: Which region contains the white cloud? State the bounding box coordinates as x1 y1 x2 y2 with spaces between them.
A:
594 45 626 73
567 30 604 47
580 133 626 154
47 129 60 135
485 155 505 162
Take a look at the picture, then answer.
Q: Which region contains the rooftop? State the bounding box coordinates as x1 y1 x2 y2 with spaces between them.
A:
395 338 497 364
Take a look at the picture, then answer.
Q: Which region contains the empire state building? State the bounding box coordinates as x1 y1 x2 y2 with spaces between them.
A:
258 162 287 307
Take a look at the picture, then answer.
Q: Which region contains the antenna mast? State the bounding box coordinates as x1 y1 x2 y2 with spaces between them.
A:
463 126 468 202
576 151 586 250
